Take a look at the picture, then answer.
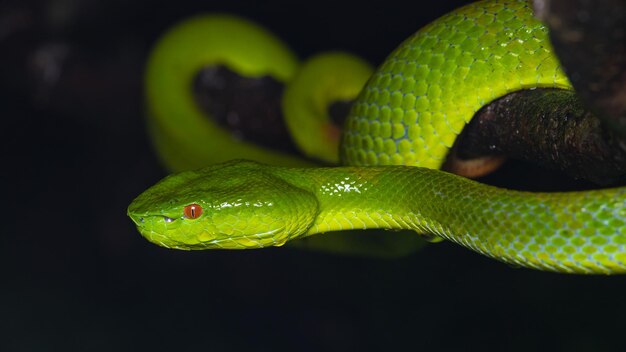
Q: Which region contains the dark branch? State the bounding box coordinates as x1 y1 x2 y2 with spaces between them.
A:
534 0 626 135
455 89 626 185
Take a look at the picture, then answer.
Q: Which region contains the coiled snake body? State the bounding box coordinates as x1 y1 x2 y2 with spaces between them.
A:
128 0 626 274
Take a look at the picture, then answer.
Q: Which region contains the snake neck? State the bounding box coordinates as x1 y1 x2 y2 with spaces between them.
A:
274 166 456 236
273 166 626 273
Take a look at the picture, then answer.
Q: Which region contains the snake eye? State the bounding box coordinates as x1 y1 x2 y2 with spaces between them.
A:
183 204 203 219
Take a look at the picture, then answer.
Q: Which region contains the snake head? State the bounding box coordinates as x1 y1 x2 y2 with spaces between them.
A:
127 160 319 250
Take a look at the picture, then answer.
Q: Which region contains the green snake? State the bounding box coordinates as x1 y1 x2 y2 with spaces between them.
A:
128 0 626 274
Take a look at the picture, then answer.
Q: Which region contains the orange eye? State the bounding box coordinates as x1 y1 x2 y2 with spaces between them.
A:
183 204 203 219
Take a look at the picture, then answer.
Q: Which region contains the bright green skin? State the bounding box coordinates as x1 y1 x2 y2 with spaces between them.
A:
129 0 626 274
129 160 626 274
145 15 371 170
342 0 570 168
282 52 373 163
143 13 415 257
144 14 309 171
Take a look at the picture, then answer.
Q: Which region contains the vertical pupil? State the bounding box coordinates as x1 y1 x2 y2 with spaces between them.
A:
184 204 202 219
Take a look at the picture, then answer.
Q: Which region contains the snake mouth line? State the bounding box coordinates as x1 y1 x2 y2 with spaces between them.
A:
128 213 177 226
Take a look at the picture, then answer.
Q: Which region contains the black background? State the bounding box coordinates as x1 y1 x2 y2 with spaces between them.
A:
2 0 626 351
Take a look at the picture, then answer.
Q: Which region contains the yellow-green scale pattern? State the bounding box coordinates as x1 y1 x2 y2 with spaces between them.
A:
341 0 571 168
287 166 626 274
128 161 626 274
128 0 626 274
